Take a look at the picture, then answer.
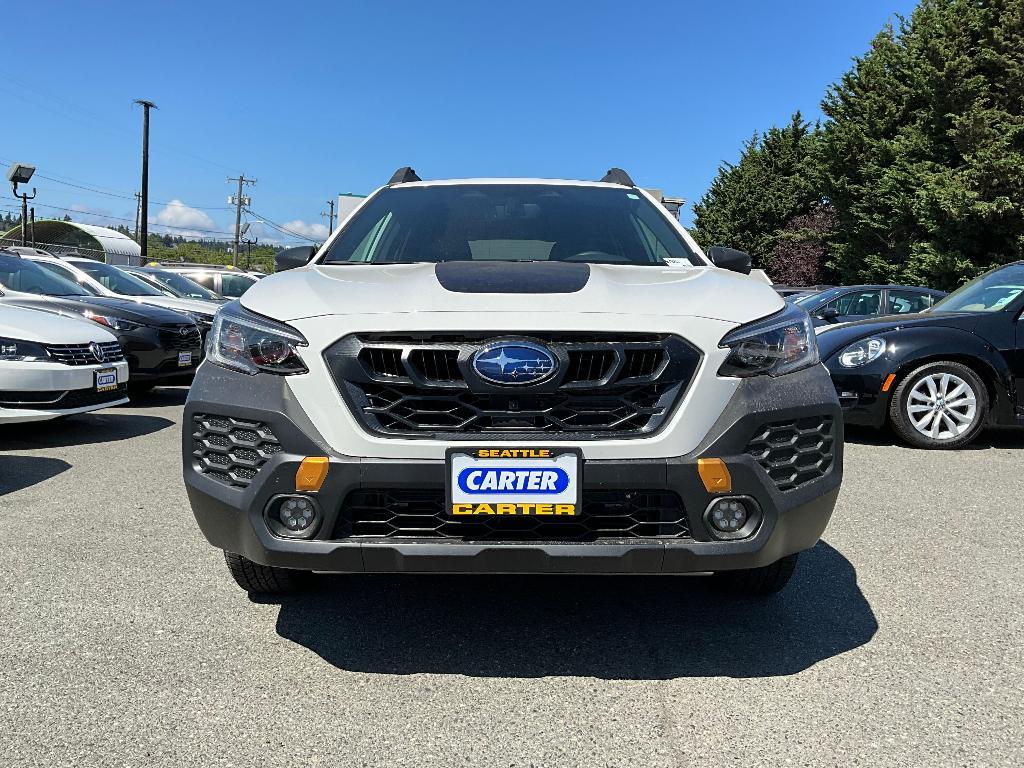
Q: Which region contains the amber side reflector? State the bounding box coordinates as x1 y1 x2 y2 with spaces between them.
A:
295 457 329 492
697 458 732 494
881 373 897 392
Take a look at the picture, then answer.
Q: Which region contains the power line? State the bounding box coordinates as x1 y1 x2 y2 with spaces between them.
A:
244 207 319 242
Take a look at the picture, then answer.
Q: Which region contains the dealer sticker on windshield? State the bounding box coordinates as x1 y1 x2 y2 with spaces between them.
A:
445 447 582 517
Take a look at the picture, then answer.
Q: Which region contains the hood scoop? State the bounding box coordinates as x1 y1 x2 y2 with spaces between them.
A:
434 261 591 294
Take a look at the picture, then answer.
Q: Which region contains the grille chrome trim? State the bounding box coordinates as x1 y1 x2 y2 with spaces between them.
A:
324 332 702 439
44 341 124 365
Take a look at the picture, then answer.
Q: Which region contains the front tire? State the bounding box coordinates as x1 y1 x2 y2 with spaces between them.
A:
714 553 799 597
889 361 987 449
223 551 306 595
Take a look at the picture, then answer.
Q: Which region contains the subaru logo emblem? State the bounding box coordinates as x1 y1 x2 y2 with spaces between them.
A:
472 341 557 386
89 342 105 362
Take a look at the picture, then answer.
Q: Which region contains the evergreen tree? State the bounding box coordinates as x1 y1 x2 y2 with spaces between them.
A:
820 0 1024 289
691 112 821 266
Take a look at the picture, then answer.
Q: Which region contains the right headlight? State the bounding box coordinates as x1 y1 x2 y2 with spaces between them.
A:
79 310 141 332
718 304 819 377
837 337 887 368
207 301 308 375
0 337 50 362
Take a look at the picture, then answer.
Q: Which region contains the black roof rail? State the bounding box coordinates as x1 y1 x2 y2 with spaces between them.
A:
388 166 421 185
599 167 635 186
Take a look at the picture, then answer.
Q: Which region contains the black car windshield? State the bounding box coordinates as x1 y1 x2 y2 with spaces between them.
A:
319 184 700 265
0 254 91 296
72 260 166 296
794 288 843 310
930 264 1024 313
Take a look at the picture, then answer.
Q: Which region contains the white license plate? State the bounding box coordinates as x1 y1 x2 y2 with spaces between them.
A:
445 447 582 517
177 351 193 367
95 368 117 392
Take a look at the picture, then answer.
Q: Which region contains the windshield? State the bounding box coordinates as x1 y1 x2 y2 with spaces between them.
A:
319 184 700 265
0 254 92 296
140 270 222 300
930 264 1024 313
794 288 841 309
72 260 166 296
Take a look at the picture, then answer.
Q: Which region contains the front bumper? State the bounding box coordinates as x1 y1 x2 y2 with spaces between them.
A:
183 363 843 574
825 358 891 427
120 327 202 381
0 359 129 423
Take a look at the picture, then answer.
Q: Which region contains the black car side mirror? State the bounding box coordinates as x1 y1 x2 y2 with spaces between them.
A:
275 245 317 272
818 307 840 321
706 246 752 275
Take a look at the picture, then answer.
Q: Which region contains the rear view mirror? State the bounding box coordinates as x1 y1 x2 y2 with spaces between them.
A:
275 245 317 272
706 246 752 275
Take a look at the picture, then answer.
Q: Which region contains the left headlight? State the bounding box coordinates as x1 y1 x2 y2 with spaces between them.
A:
0 337 51 362
837 337 887 368
207 301 308 375
718 304 819 377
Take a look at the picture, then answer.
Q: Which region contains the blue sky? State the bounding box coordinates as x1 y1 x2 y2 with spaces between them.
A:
1 0 917 244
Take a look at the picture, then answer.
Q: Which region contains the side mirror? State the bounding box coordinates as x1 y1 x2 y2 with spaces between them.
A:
818 307 840 321
706 246 752 275
274 245 317 272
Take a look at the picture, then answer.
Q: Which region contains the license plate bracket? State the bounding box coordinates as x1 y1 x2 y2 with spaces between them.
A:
95 368 117 392
445 446 582 518
177 351 192 367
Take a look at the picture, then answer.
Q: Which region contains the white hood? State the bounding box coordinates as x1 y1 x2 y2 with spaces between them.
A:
0 303 117 344
241 263 784 326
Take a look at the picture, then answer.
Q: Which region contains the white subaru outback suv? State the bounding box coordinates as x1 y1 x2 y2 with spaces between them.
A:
183 168 843 598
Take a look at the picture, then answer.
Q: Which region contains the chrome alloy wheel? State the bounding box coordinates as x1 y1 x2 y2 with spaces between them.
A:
906 372 978 440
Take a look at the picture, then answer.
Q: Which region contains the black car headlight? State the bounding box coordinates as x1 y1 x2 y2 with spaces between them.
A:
0 337 50 362
207 301 308 375
837 337 888 368
79 310 141 332
718 304 819 377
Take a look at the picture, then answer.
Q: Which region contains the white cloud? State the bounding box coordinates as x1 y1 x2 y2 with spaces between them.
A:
154 200 216 231
281 219 329 240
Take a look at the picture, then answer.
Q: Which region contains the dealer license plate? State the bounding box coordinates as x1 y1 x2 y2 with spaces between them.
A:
445 447 582 517
95 368 117 392
177 351 193 367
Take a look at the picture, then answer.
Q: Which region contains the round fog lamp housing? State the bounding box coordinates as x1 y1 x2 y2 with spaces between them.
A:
703 496 762 541
265 494 322 539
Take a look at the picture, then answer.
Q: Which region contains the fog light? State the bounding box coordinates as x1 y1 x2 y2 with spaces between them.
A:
265 494 321 539
280 496 315 530
703 496 761 541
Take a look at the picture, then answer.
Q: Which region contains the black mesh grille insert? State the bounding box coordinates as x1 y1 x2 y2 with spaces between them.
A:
335 488 690 541
325 332 701 439
745 415 836 491
191 414 282 488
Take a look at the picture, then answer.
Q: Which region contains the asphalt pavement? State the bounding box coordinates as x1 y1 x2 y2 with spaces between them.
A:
1 387 1022 767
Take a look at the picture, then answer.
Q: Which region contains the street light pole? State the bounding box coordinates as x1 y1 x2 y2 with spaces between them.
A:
7 163 36 247
134 99 157 264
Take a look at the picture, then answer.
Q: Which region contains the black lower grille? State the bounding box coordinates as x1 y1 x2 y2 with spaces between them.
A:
326 332 701 439
745 415 835 491
0 385 126 410
335 488 690 541
191 414 282 487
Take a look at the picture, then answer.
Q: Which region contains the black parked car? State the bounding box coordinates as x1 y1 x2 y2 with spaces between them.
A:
0 251 203 388
796 285 947 327
817 261 1024 449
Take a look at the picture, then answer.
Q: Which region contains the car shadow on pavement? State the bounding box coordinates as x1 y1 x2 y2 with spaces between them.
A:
270 540 876 679
0 455 71 496
0 412 174 450
844 424 1024 449
119 386 190 408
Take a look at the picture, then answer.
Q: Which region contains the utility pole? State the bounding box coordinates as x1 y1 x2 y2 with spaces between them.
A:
243 235 258 271
133 191 141 241
320 198 336 235
134 99 157 263
227 174 256 267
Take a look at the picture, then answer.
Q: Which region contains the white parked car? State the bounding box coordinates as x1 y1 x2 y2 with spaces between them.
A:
11 249 219 338
0 304 129 424
183 169 843 599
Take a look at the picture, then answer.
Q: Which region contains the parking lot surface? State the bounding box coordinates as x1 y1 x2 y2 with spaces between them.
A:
2 388 1023 767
